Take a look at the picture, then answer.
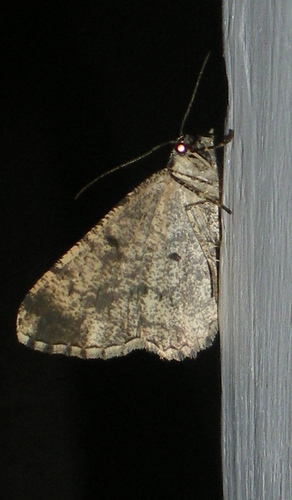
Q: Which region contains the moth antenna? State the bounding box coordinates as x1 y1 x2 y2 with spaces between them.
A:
75 140 175 200
179 52 211 136
76 52 211 200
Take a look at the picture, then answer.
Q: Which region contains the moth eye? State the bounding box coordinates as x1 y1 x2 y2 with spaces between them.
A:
175 142 187 155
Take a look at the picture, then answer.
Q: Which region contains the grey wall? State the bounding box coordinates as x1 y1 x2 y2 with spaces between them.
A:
221 0 292 498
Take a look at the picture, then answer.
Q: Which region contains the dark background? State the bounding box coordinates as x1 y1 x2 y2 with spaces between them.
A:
1 1 227 499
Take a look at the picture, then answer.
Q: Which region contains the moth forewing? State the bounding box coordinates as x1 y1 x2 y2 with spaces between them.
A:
17 131 221 361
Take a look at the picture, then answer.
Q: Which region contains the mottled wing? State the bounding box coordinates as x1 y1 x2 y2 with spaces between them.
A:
17 168 218 361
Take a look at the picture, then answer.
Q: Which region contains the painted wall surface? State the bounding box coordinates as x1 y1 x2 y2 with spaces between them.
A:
221 1 292 498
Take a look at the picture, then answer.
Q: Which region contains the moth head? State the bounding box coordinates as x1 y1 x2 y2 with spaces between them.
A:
174 135 195 156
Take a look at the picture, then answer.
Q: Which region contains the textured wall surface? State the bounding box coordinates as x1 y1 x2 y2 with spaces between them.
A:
221 1 292 498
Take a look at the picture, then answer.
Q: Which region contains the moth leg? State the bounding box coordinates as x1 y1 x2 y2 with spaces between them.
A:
213 129 234 149
171 174 231 214
170 172 218 202
192 129 234 152
185 201 220 302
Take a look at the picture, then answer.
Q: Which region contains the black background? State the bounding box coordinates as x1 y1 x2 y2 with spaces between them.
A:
2 1 227 499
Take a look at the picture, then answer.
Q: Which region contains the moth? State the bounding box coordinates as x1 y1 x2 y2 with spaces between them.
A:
16 57 232 361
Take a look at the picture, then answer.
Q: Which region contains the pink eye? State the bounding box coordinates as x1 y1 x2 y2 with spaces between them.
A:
175 142 187 155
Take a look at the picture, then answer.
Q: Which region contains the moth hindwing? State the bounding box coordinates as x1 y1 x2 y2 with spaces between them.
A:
17 131 222 361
